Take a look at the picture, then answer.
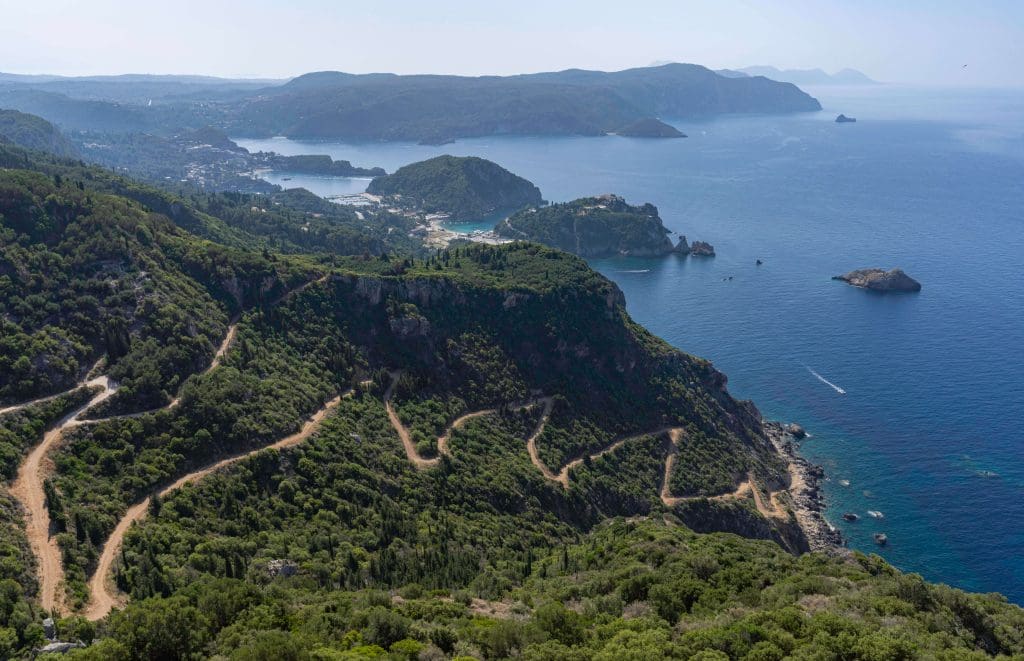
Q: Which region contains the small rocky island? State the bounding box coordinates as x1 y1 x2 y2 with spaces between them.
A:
835 114 857 123
833 268 921 292
688 240 716 257
614 117 687 138
367 155 543 220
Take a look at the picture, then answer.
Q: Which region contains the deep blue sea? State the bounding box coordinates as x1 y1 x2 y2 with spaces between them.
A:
235 85 1024 603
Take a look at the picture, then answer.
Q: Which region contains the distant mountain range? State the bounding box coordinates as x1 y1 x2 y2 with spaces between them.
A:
0 72 283 104
716 66 878 85
226 64 822 141
0 63 821 142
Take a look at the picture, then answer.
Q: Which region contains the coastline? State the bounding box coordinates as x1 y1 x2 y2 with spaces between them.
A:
764 421 845 552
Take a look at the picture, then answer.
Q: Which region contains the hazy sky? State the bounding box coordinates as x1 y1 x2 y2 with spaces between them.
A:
1 0 1021 86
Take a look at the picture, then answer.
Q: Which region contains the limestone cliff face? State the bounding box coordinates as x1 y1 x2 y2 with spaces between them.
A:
336 273 625 323
339 271 773 452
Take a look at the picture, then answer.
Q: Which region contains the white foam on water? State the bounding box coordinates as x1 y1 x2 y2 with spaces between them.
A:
807 367 846 394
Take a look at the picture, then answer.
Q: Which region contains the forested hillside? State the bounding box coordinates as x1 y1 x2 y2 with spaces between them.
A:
225 64 822 142
0 109 78 159
367 156 543 220
0 64 821 144
0 144 1022 660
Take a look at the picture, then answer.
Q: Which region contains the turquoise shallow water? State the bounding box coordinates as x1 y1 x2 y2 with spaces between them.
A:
235 85 1024 603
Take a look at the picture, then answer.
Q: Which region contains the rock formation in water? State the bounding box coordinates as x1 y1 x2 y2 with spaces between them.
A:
689 241 716 257
785 423 806 439
833 268 921 292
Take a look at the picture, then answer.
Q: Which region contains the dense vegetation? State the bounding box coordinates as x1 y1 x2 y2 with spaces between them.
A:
367 156 543 221
496 195 677 257
0 387 96 479
0 166 317 411
0 109 78 158
0 136 1022 660
49 520 1024 660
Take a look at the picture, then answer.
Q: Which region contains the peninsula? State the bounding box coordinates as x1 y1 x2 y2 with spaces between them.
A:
614 117 687 138
496 194 683 257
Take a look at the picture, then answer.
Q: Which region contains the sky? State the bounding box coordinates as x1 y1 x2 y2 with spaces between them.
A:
1 0 1022 86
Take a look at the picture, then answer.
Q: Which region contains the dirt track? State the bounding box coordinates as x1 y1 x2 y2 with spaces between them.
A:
8 278 327 617
9 376 116 612
381 392 795 519
167 319 238 409
384 372 555 471
85 392 345 620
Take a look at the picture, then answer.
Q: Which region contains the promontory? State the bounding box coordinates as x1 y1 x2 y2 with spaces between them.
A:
614 117 686 138
495 194 684 257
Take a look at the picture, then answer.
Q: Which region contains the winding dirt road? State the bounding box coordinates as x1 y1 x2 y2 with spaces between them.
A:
85 392 345 620
523 398 558 481
385 372 554 470
382 390 795 519
8 276 328 617
658 429 789 517
167 319 238 409
8 319 240 613
551 426 677 489
9 376 117 612
383 373 441 469
0 359 106 418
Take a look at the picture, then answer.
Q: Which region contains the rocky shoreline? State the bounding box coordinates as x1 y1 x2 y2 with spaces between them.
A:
763 421 845 552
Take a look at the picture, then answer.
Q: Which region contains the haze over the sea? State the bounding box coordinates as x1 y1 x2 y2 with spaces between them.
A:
3 0 1023 87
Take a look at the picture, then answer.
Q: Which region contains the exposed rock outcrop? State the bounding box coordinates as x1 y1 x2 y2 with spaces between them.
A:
689 241 716 257
833 268 921 292
835 114 857 123
763 422 844 552
785 422 806 439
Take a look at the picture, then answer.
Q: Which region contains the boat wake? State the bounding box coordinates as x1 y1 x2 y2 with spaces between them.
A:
616 269 651 274
807 367 846 394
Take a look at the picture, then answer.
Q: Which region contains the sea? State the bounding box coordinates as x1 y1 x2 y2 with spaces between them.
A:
235 84 1024 604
